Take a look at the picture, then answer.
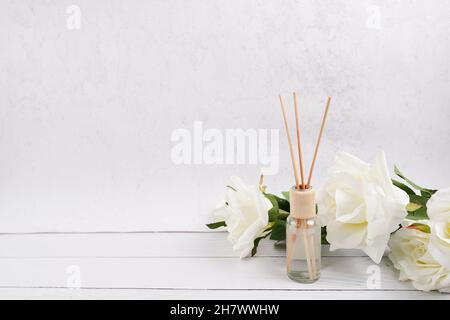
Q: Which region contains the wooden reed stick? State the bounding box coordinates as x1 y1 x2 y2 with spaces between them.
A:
286 219 301 273
301 219 314 280
279 95 300 189
309 233 317 279
307 97 332 187
286 232 297 272
304 217 317 279
293 92 306 189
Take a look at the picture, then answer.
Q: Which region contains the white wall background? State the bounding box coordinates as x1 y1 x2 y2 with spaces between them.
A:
0 0 449 232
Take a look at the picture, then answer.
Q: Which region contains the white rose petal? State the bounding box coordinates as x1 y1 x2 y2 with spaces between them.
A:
211 176 271 258
389 227 450 292
318 151 408 263
426 188 450 269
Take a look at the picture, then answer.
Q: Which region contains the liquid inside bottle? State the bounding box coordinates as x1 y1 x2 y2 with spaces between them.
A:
286 215 321 283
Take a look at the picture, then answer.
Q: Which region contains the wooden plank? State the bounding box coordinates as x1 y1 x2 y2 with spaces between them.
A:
0 233 439 298
0 256 417 291
0 232 367 258
0 288 445 300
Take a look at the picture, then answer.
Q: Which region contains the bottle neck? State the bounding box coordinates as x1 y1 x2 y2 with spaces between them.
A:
288 215 318 227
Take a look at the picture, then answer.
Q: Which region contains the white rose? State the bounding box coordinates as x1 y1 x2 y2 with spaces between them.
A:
426 188 450 269
389 227 450 292
211 176 271 258
318 151 408 263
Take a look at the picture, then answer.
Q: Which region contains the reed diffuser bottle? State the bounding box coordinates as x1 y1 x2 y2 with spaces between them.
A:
286 187 321 283
278 92 331 283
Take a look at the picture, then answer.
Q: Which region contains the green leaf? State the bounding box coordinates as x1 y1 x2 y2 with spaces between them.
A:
264 193 278 208
264 193 279 222
268 209 278 222
420 189 437 198
277 209 290 220
392 179 416 196
394 166 426 191
406 207 429 220
206 221 226 229
394 166 437 196
409 194 428 206
271 194 290 212
251 232 271 256
282 191 290 201
393 178 431 214
264 192 291 220
406 202 422 212
270 220 286 241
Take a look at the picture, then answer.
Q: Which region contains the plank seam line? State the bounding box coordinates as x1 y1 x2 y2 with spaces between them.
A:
0 231 225 236
0 286 420 292
0 255 369 259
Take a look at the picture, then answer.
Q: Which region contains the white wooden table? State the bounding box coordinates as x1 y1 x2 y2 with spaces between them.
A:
0 231 447 300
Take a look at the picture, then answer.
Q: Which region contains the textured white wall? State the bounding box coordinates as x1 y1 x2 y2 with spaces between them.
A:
0 1 449 232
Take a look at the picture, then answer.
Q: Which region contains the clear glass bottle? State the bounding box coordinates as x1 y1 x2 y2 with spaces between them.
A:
286 187 321 283
286 215 321 283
